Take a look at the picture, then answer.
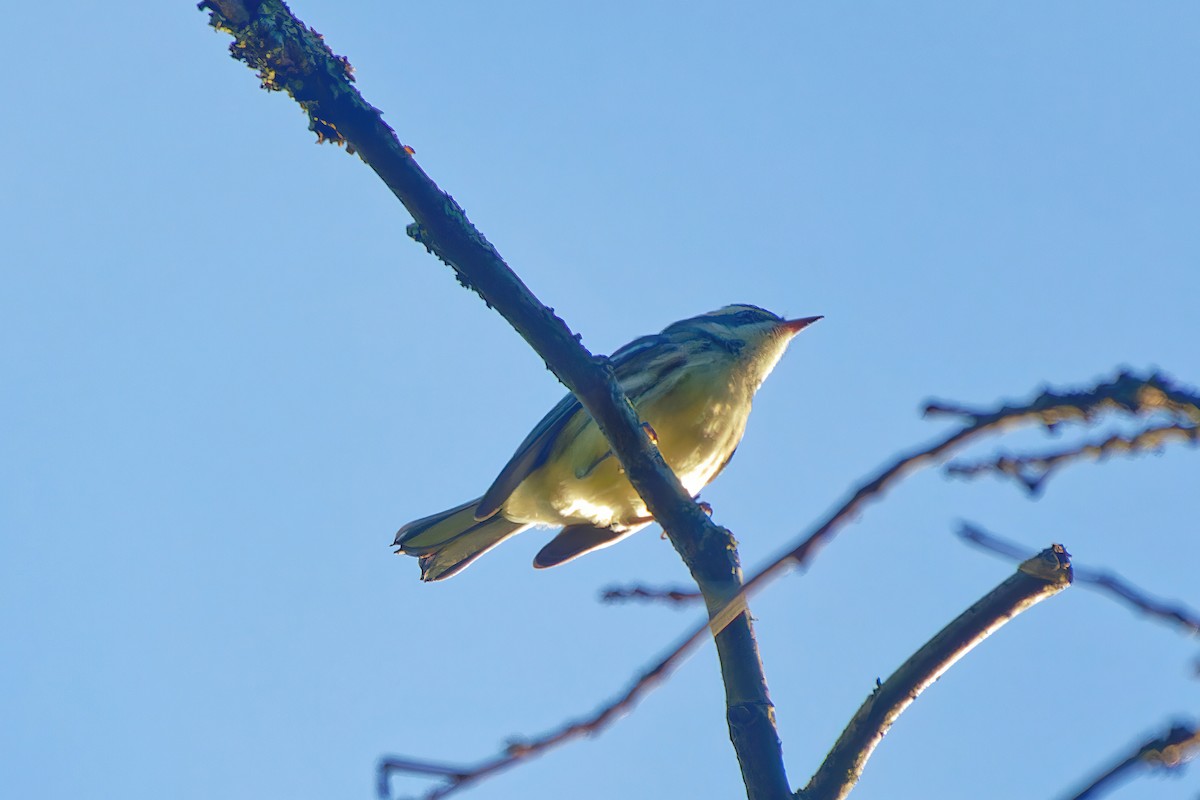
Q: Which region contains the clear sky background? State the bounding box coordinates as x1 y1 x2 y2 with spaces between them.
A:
3 3 1198 799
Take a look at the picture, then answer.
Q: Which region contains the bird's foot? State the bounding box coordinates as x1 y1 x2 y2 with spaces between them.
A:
641 421 659 444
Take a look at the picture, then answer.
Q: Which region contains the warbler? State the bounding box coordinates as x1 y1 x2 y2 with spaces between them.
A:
394 304 820 581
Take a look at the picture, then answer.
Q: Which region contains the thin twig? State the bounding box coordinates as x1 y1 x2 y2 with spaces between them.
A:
946 423 1199 495
958 524 1200 637
800 545 1074 800
923 375 1200 426
1059 721 1200 800
600 585 703 605
377 623 703 800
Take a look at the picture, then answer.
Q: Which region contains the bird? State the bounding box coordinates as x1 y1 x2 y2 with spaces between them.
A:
394 304 821 581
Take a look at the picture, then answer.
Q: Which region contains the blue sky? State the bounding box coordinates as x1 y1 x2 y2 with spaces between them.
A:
2 3 1197 799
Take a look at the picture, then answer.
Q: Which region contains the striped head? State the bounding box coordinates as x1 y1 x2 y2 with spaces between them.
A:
661 304 821 388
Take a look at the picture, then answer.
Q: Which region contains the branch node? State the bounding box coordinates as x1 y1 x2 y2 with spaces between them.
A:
1018 544 1073 585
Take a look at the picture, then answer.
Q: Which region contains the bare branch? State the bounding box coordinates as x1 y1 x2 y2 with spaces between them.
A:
600 585 704 605
959 524 1200 637
1060 721 1200 800
201 3 789 796
946 423 1199 495
800 545 1073 800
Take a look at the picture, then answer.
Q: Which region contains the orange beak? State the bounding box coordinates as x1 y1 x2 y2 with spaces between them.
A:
782 315 823 335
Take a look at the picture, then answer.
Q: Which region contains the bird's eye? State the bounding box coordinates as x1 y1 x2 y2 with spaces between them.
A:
732 308 771 325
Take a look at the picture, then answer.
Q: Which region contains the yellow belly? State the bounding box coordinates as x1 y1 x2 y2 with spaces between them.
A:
502 371 752 529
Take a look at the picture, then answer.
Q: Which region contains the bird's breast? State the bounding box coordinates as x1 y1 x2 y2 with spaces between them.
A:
502 369 753 529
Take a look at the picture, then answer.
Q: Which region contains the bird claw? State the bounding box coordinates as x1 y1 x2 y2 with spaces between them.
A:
641 421 659 444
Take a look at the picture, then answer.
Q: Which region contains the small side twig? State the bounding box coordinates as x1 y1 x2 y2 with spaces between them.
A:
799 545 1073 800
958 524 1200 637
1060 721 1200 800
600 585 703 605
375 623 701 800
946 423 1199 495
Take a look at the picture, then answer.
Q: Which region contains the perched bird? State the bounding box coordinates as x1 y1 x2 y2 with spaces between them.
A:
394 304 821 581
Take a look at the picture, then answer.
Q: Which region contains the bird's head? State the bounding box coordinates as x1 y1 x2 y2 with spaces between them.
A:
663 304 822 389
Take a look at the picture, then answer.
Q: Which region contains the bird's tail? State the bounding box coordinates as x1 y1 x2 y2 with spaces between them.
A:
393 497 530 581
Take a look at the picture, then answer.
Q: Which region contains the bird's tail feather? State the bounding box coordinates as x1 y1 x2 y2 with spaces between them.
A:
394 497 530 581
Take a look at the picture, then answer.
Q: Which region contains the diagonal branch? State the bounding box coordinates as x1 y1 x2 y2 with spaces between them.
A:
196 0 721 564
958 524 1200 637
200 2 788 797
800 545 1074 800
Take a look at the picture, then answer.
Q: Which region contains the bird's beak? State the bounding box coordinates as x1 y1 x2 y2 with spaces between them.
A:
782 315 823 336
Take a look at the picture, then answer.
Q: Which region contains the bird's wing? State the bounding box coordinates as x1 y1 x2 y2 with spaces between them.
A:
532 523 638 568
476 391 584 520
475 333 685 520
610 333 689 399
